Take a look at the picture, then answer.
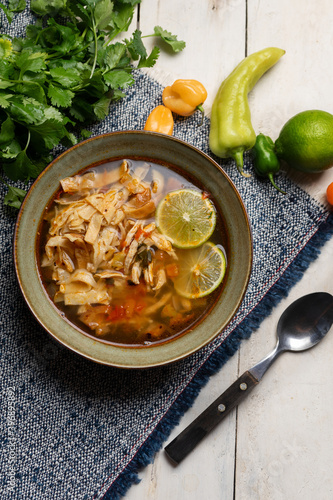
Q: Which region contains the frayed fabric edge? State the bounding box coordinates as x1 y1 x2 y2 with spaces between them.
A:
101 212 333 500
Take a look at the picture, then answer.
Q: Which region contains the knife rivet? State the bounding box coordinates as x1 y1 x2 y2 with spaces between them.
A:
240 383 248 391
218 404 226 412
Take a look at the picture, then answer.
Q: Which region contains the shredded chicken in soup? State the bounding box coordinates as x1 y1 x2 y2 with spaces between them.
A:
39 159 226 345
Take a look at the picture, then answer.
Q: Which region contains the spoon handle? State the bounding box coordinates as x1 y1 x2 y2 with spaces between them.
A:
164 371 259 465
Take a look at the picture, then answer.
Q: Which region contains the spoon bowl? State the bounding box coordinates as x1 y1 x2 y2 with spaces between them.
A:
277 292 333 352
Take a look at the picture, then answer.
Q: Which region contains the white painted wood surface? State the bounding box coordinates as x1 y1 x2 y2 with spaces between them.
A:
126 1 333 499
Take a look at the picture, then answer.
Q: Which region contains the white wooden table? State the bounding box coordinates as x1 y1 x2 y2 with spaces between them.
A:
126 1 333 498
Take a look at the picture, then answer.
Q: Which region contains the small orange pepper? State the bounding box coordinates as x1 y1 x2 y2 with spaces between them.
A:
162 79 207 122
326 182 333 205
144 105 174 135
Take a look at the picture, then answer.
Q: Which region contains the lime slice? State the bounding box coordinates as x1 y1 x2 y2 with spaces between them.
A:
155 189 216 249
174 242 226 299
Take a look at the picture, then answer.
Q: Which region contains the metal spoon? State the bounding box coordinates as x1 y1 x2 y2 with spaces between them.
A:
165 292 333 465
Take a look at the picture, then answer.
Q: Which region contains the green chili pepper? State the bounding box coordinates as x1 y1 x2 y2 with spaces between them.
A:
209 47 285 176
252 133 286 194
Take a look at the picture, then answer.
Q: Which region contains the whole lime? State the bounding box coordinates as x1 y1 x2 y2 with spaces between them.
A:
275 110 333 172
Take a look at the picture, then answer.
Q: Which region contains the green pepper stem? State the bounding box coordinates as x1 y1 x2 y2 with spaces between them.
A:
196 104 205 126
268 173 286 194
233 151 251 177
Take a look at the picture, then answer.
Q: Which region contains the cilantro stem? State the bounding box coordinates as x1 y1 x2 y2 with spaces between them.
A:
24 130 31 152
1 77 40 86
89 20 98 79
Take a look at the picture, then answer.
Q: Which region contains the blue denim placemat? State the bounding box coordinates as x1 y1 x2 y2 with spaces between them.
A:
1 6 333 500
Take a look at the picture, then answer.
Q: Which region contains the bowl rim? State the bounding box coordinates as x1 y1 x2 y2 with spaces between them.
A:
14 130 252 369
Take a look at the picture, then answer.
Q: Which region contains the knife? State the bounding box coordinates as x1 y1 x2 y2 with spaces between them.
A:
164 370 258 465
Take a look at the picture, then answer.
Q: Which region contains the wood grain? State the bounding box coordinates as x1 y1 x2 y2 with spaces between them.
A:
139 0 247 112
125 1 333 498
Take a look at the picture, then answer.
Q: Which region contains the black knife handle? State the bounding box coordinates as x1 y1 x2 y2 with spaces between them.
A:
164 370 259 465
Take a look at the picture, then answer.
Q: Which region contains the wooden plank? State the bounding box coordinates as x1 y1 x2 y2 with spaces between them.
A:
123 1 333 498
125 351 239 500
235 246 333 499
138 0 247 112
125 2 247 497
247 0 333 141
246 0 333 206
236 3 333 498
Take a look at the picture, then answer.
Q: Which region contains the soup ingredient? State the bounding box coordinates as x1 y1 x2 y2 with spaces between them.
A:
144 105 174 135
162 79 207 123
275 110 333 173
327 182 333 205
42 161 174 304
40 160 226 344
0 1 185 208
155 189 216 249
209 47 285 176
252 134 286 194
174 242 226 299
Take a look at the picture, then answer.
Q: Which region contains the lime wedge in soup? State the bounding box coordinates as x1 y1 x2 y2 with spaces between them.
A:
174 242 226 299
155 189 216 249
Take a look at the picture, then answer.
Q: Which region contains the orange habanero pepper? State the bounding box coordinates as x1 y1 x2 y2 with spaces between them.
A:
162 79 207 122
144 105 174 135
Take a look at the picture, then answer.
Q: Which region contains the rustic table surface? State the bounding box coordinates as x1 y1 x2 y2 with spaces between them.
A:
125 1 333 499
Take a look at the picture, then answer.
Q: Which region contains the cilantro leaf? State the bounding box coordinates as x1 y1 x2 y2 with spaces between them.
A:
48 83 75 108
153 26 186 52
0 81 15 90
30 0 67 16
16 79 46 104
66 1 92 27
8 0 26 13
2 150 40 181
70 98 94 122
126 30 147 60
137 46 160 68
0 3 14 23
38 19 83 56
15 50 47 75
94 0 114 30
29 119 69 151
0 92 13 109
4 184 26 209
44 105 71 124
111 89 126 101
103 42 128 70
49 67 82 88
0 116 15 145
8 96 45 125
65 132 77 146
80 129 92 139
111 3 135 35
93 95 112 119
0 138 22 159
78 71 108 98
0 59 16 80
103 70 134 89
0 39 13 59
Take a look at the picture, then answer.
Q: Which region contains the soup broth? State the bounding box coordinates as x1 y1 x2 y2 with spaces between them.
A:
38 158 228 346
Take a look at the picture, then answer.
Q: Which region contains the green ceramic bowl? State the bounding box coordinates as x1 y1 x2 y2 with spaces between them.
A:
14 131 252 368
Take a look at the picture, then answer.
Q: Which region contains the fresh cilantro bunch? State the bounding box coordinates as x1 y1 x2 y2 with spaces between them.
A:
0 0 185 207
